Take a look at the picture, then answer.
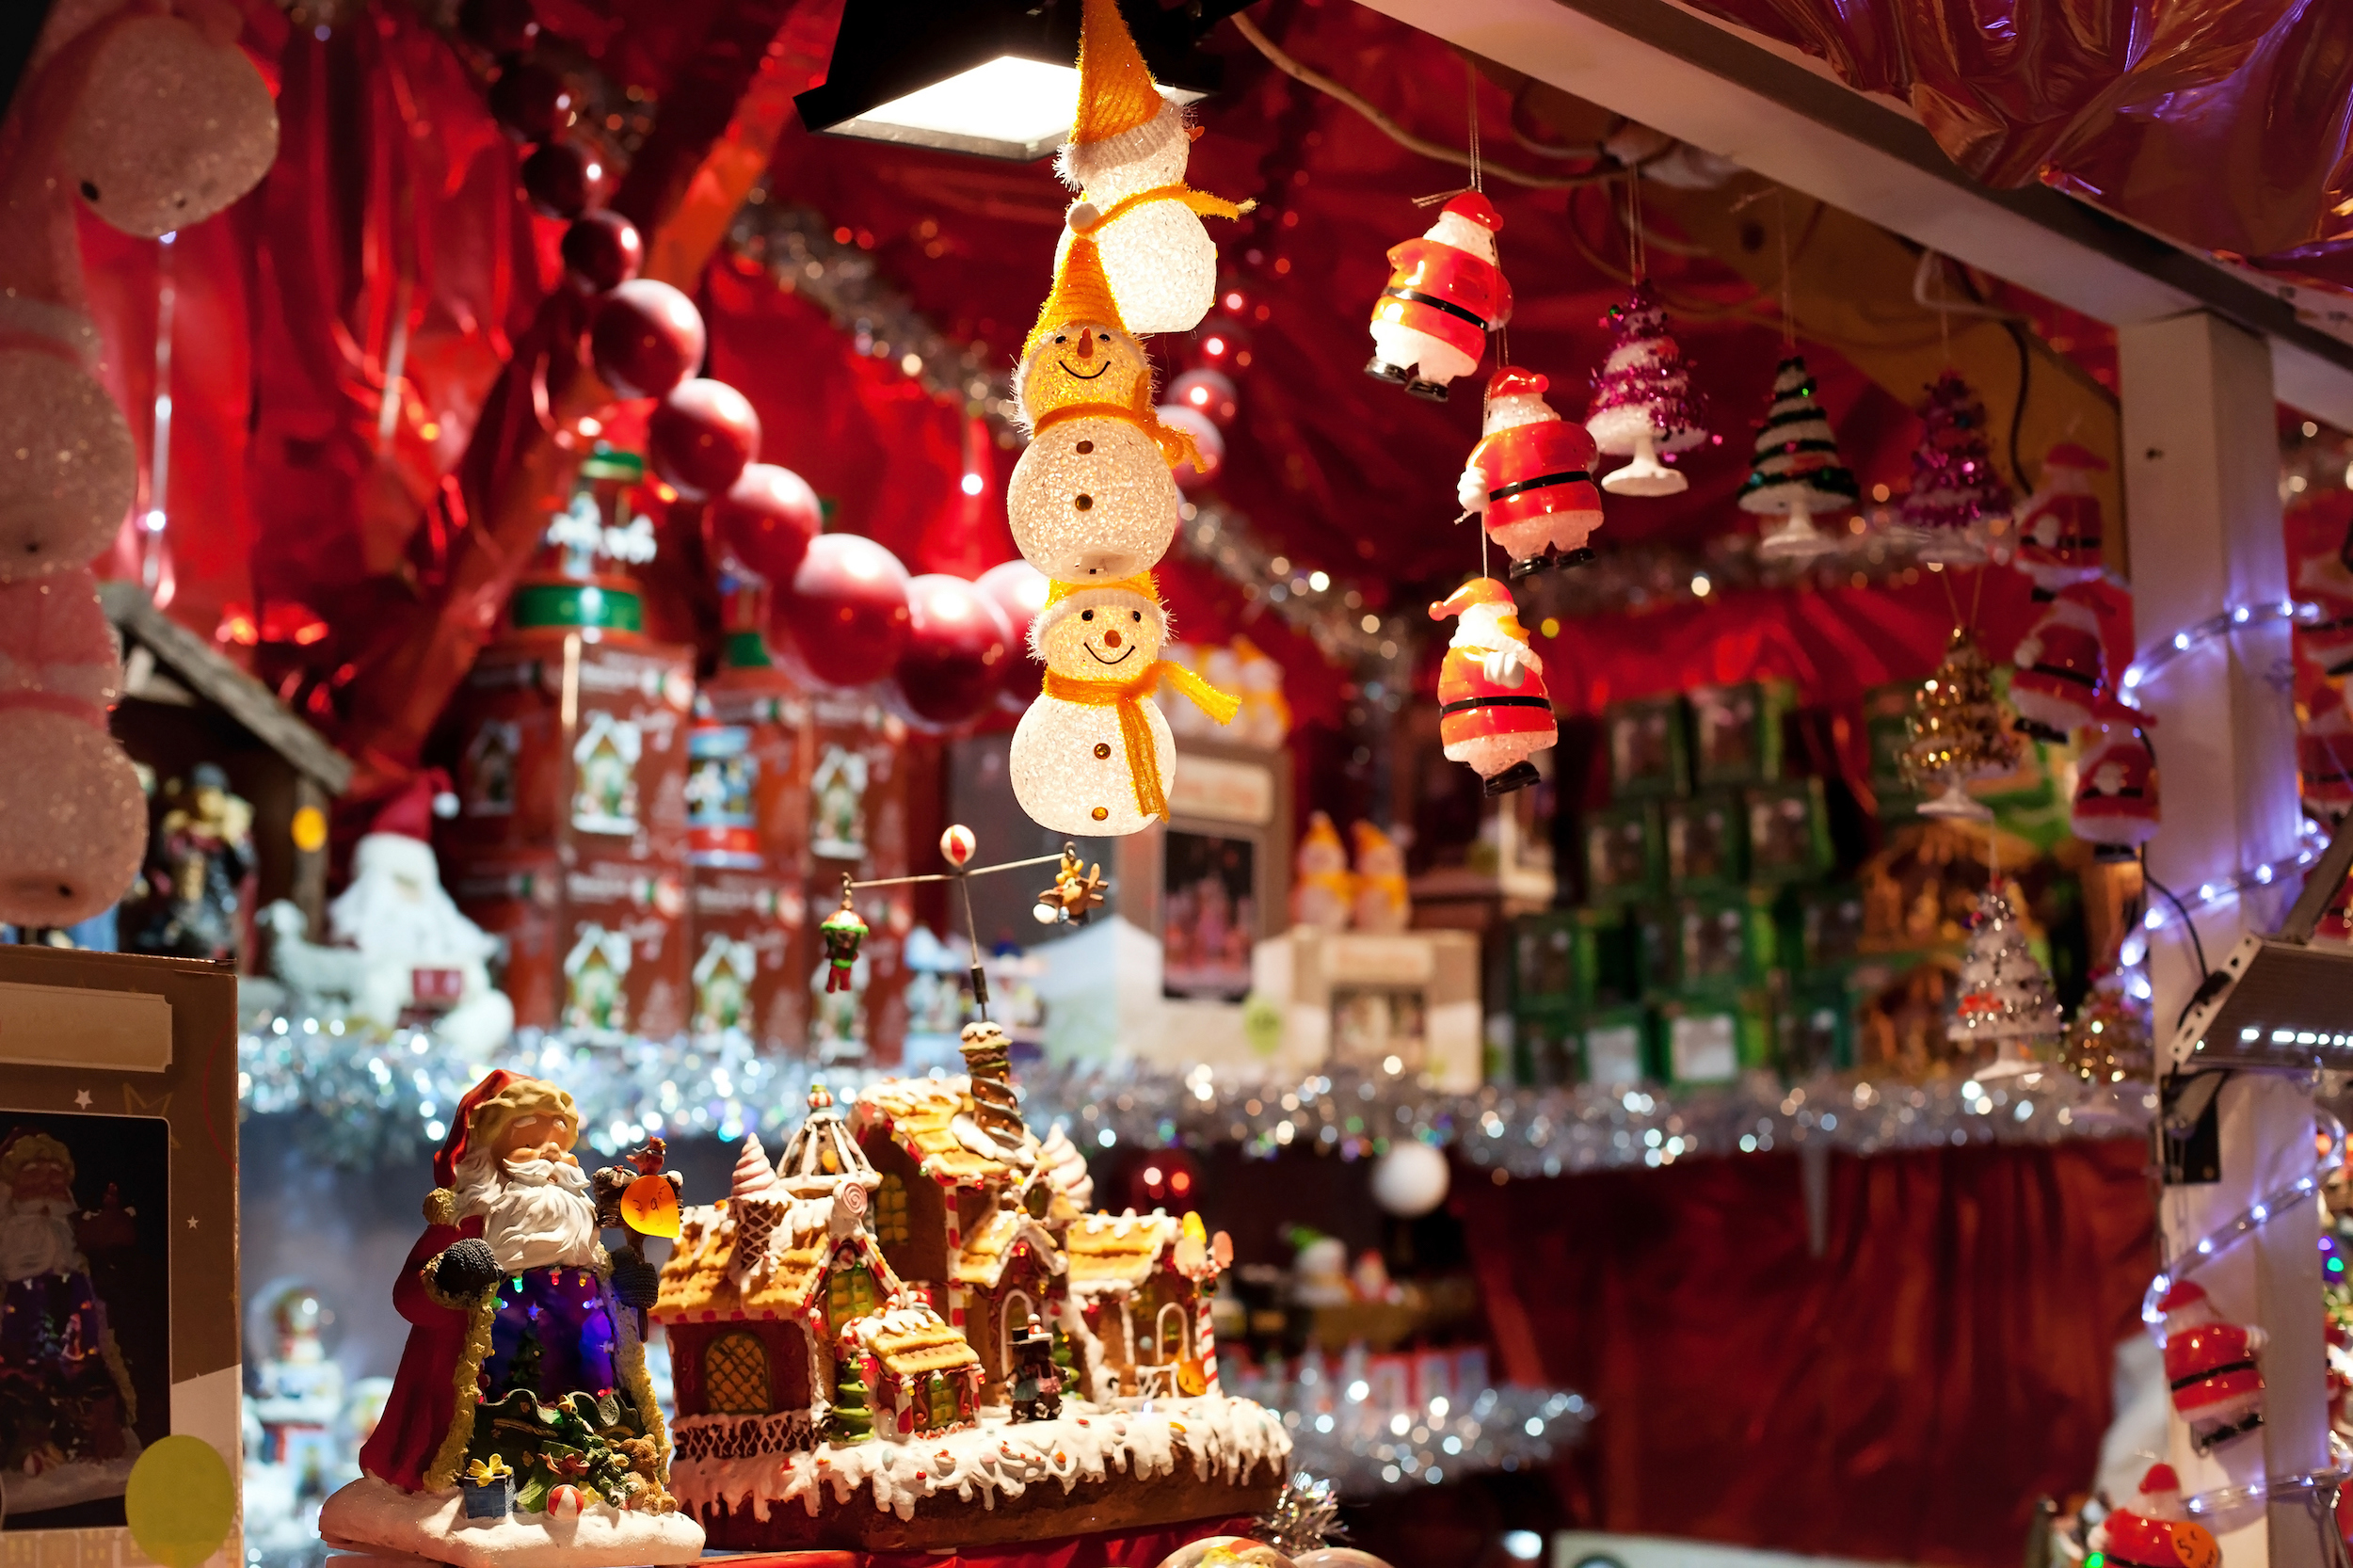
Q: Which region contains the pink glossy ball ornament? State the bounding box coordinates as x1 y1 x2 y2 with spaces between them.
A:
889 574 1013 730
778 533 911 692
588 280 706 400
709 463 821 587
560 211 642 293
974 558 1049 709
648 378 760 501
1167 367 1239 428
520 140 599 220
488 58 571 143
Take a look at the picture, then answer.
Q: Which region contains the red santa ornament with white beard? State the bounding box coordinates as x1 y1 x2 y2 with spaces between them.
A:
2090 1464 2220 1568
2072 699 2159 853
1430 578 1557 796
2007 588 2106 740
1458 367 1605 581
2157 1281 2265 1451
1366 191 1512 402
2012 442 2106 598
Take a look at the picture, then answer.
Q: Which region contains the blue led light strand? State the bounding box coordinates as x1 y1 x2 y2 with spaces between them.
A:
2121 600 2318 699
2140 1116 2346 1343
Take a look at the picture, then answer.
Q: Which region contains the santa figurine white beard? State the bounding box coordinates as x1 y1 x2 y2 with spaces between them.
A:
456 1149 602 1275
1369 206 1504 393
328 831 515 1055
0 1192 80 1282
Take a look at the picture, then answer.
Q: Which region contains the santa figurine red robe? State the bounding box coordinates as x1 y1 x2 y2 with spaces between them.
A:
2157 1280 2265 1451
323 1072 701 1561
1366 190 1512 402
2072 700 2158 856
2008 587 2106 740
1458 366 1604 580
2090 1464 2219 1568
1429 577 1557 796
2012 441 2106 599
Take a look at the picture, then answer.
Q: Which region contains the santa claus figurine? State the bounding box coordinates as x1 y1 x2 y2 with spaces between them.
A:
1429 577 1557 796
2090 1464 2219 1568
2008 587 2107 740
1458 366 1605 580
2296 550 2353 679
1366 191 1512 402
2157 1280 2265 1451
323 1072 702 1559
2012 442 2107 598
2072 700 2159 856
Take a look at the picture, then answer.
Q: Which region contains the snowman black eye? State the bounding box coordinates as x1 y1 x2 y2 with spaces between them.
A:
1130 611 1142 622
1096 331 1111 343
1080 610 1095 621
1053 334 1067 344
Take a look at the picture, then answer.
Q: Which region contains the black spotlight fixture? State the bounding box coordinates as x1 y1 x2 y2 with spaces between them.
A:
794 0 1245 163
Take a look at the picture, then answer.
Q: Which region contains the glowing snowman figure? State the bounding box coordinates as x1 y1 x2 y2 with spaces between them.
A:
1007 228 1191 584
1050 0 1251 335
1009 574 1236 837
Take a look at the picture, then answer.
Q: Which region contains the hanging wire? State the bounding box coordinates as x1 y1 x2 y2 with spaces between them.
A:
1775 186 1796 357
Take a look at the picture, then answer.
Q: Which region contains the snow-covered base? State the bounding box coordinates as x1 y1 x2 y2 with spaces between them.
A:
317 1479 704 1568
673 1395 1289 1528
3 1447 139 1517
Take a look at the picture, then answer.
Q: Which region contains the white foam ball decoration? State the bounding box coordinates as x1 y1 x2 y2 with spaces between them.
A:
1055 200 1218 338
0 713 147 928
62 14 280 239
0 352 137 580
1007 416 1178 583
1370 1140 1450 1218
1009 692 1173 837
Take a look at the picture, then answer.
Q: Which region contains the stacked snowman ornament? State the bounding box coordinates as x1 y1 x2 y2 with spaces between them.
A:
1006 0 1248 838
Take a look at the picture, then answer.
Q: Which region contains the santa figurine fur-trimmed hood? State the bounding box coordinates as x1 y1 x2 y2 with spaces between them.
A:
1429 576 1556 796
1458 365 1604 581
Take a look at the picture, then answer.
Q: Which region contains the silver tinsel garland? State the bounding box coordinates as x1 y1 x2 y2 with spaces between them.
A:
236 1007 2152 1171
1260 1383 1591 1497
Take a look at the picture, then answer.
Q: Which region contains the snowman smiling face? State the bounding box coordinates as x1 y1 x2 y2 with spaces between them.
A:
1021 320 1150 421
1038 590 1166 683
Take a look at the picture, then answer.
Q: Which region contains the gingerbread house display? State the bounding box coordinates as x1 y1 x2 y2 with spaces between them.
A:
650 1029 1289 1551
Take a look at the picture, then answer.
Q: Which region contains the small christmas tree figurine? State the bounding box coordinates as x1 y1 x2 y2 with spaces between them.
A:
1739 355 1858 560
1900 630 2019 820
1586 282 1707 496
828 1353 872 1443
1897 373 2013 564
2060 965 2151 1084
1947 888 2062 1076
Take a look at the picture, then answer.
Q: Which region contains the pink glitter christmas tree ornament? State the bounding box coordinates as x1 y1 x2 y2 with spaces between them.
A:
1586 282 1708 497
1898 373 2014 564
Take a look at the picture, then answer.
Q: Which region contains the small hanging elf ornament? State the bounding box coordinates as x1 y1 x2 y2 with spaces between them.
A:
1897 373 2013 564
1738 354 1857 560
2060 964 2151 1084
1365 190 1511 401
1900 630 2020 820
1428 576 1557 796
1947 887 2062 1076
1008 573 1238 836
2007 585 2108 740
2089 1464 2221 1568
1456 365 1605 580
2072 699 2159 856
818 884 869 993
2155 1281 2266 1452
1586 281 1707 496
2012 441 2106 597
1052 0 1252 336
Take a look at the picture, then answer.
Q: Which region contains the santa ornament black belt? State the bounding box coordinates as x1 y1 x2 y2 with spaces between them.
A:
1441 695 1555 715
2170 1358 2257 1391
1383 286 1488 331
1489 470 1593 502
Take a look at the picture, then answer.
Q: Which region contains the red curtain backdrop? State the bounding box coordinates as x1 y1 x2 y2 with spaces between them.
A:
1460 1138 2155 1568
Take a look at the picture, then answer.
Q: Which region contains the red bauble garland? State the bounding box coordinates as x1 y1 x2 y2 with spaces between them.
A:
777 533 911 691
559 211 641 293
709 462 821 588
520 140 600 220
888 574 1014 730
648 377 760 500
589 280 706 400
974 558 1049 709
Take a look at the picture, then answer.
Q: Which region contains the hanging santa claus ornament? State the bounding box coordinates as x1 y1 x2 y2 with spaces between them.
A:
1007 225 1191 584
1052 0 1251 336
2295 550 2353 680
2007 586 2108 740
1429 578 1557 796
2089 1464 2221 1568
2012 442 2106 597
1365 191 1511 402
1456 366 1604 581
1738 355 1857 560
2073 699 2159 856
1587 282 1708 496
1008 574 1237 836
2304 691 2353 817
2155 1281 2265 1452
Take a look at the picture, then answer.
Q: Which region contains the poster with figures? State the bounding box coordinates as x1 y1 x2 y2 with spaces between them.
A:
459 720 520 817
571 712 644 836
562 924 634 1033
691 933 758 1034
809 745 868 862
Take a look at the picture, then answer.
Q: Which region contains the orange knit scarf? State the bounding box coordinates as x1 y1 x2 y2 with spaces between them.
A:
1032 397 1200 472
1044 663 1240 818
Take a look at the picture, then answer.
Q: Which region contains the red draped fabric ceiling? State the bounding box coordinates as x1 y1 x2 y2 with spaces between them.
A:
1462 1138 2157 1568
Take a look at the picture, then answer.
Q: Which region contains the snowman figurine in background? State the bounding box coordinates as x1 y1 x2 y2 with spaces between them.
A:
1365 191 1511 402
1006 226 1193 584
1009 575 1237 836
1428 578 1557 796
1457 366 1605 579
1052 0 1251 335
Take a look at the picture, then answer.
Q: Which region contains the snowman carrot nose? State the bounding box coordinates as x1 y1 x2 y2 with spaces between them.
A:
1104 627 1123 647
1074 331 1095 360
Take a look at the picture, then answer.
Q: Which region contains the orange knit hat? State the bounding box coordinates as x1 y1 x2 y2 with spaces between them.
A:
1071 0 1163 148
1022 226 1129 362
